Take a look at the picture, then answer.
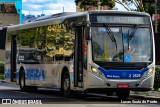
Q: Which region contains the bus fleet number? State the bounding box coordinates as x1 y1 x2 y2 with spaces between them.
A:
133 74 141 78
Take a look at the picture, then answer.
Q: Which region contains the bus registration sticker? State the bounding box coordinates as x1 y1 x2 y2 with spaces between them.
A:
124 54 130 62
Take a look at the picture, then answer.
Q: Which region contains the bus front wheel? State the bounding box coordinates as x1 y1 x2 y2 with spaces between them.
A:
116 89 130 100
62 72 74 98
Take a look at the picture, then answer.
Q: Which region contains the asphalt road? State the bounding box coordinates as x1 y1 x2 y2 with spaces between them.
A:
0 81 159 106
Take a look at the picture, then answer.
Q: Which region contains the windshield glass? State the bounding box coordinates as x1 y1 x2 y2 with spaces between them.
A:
91 26 152 62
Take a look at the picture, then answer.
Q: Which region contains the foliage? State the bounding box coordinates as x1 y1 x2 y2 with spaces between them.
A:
75 0 80 5
0 62 4 80
100 0 115 8
75 0 115 10
0 73 4 80
75 0 159 14
142 0 160 15
155 66 160 90
116 0 143 11
75 0 99 10
101 0 110 5
0 62 4 74
143 3 155 15
116 0 160 15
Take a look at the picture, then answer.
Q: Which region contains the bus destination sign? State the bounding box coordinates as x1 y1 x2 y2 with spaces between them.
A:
90 15 149 24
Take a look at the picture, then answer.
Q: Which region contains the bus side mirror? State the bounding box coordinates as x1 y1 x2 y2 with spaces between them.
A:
85 27 90 40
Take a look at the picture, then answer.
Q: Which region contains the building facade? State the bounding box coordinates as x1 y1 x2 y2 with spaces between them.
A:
0 0 22 26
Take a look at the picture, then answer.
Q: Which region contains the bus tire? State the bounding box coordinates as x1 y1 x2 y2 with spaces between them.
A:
19 70 38 92
116 89 130 100
19 70 28 92
62 72 74 98
106 91 113 96
29 86 38 92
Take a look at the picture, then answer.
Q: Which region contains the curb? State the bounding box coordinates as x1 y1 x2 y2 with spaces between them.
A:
130 94 160 101
0 80 16 84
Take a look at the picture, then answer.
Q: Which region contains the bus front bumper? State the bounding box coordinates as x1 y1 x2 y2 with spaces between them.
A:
85 72 154 91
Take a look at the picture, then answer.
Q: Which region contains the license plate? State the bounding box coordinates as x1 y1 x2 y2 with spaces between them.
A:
117 84 129 88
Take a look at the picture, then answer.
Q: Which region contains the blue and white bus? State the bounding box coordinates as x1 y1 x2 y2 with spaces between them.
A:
1 10 155 100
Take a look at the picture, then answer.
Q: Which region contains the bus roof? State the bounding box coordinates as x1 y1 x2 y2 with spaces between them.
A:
6 10 150 32
35 12 76 21
88 10 150 16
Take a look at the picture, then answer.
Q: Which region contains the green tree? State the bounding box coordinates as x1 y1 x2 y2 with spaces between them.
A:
116 0 160 14
75 0 99 10
75 0 115 11
100 0 115 8
115 0 143 11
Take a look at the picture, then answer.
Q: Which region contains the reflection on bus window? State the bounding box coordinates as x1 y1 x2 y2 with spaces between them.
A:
5 50 11 64
17 48 38 63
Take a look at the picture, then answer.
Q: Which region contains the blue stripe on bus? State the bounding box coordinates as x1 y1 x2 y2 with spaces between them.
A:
4 68 45 80
26 69 45 80
98 67 149 79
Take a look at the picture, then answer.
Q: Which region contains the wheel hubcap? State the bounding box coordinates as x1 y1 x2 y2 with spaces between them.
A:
64 78 69 91
20 77 24 88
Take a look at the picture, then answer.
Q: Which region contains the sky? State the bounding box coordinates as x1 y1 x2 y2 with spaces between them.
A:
22 0 77 15
22 0 127 16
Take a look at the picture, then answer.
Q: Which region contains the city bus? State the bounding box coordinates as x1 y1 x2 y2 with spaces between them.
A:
1 10 155 100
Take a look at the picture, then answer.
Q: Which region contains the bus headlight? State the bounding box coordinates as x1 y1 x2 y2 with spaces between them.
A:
91 66 102 76
91 66 98 73
144 67 154 76
147 68 154 75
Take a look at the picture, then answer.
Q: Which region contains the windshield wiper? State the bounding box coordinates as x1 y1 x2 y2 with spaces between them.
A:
104 24 117 51
128 24 139 40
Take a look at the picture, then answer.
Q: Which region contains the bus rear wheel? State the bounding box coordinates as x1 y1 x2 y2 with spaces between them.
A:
116 89 130 100
19 70 28 92
19 70 38 92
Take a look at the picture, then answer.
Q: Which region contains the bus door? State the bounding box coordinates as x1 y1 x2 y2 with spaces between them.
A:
11 35 17 82
74 26 86 87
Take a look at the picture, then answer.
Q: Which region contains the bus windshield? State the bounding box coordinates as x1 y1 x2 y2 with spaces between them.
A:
91 26 152 62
